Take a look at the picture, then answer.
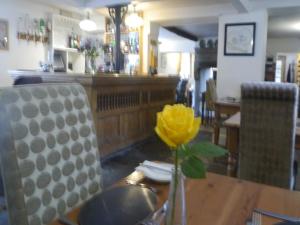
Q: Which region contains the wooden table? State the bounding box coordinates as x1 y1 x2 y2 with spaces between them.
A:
224 112 300 176
52 172 300 225
214 100 240 145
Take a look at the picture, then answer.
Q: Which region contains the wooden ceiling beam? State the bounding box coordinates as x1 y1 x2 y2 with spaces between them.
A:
164 26 198 42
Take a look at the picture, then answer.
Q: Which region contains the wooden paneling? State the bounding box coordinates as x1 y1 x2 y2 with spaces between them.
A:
11 74 179 157
97 115 121 156
90 77 178 157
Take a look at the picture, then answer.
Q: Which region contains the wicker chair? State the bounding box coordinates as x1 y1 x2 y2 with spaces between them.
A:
176 79 188 104
238 82 298 189
205 79 217 125
0 84 102 225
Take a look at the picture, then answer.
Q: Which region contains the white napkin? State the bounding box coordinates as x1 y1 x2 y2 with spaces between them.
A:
135 161 173 182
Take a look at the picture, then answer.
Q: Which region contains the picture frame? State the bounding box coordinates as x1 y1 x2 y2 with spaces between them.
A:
224 22 256 56
0 19 9 51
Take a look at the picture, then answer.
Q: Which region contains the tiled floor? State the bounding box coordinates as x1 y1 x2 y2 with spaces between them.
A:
101 126 228 188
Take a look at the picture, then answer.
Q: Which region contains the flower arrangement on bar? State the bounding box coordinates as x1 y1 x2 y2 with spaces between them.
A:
80 38 101 74
155 104 227 225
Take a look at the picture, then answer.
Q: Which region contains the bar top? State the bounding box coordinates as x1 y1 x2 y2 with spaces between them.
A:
9 70 179 86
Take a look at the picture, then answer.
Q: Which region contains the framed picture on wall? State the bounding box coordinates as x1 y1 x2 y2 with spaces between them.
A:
224 22 256 56
0 19 9 51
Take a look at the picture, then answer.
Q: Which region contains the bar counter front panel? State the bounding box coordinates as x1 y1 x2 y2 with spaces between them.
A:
10 72 179 157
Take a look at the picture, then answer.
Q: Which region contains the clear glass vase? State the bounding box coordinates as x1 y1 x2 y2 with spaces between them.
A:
165 169 186 225
85 56 92 74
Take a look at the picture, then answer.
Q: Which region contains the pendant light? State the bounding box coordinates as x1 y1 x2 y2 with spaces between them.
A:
125 4 144 29
79 12 97 32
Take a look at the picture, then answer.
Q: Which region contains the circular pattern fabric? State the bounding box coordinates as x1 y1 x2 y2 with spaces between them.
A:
0 84 102 225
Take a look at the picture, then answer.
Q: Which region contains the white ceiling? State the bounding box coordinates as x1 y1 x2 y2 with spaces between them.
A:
177 8 300 39
268 7 300 38
177 23 219 38
139 0 300 39
33 0 300 39
135 0 232 11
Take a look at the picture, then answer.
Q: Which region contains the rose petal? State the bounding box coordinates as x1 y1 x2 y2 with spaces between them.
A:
184 117 201 143
155 104 200 147
155 126 177 148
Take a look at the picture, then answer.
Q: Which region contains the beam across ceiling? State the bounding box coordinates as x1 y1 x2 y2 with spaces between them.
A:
164 27 198 41
143 3 236 27
231 0 252 13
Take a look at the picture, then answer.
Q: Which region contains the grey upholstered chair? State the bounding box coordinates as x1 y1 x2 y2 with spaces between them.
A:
13 76 42 85
239 82 298 189
0 83 102 225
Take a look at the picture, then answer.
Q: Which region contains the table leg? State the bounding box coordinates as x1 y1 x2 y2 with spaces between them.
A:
226 127 239 177
214 105 220 145
296 135 300 150
201 92 205 125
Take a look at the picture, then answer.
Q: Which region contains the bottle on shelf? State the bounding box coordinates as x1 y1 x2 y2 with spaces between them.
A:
73 34 78 49
68 29 74 48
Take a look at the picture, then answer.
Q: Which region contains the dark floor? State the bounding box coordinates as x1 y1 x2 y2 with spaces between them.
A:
101 130 227 188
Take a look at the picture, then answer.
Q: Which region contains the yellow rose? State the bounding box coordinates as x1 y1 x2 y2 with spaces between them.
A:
155 104 201 148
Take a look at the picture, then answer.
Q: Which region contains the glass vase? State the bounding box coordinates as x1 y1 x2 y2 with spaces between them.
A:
165 169 186 225
85 56 92 74
90 58 96 74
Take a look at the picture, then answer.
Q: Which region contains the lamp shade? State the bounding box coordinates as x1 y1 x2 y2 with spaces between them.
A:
125 12 144 28
79 13 97 32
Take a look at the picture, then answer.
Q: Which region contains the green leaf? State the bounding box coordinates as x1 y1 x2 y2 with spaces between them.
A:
177 144 191 160
190 141 227 158
181 156 206 179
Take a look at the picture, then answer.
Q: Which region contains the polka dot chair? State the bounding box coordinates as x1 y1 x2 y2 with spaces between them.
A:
0 83 102 225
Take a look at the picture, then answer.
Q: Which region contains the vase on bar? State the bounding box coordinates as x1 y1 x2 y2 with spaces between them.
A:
165 169 186 225
85 56 96 74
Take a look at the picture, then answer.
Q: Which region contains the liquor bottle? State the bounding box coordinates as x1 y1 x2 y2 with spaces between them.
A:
130 37 134 54
136 40 139 54
73 34 78 49
136 34 139 54
77 35 81 49
68 34 72 48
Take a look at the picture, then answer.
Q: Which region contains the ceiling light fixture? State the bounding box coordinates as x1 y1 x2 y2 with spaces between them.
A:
125 3 144 29
79 12 97 32
291 22 300 31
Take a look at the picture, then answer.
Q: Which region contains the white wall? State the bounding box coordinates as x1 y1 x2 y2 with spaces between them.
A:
159 39 195 53
158 27 195 53
157 27 195 75
142 21 160 75
217 10 268 99
267 37 300 57
158 52 180 75
0 0 60 86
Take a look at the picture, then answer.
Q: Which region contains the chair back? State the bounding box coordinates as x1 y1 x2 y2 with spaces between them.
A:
0 83 102 225
239 82 298 189
13 76 42 85
205 79 217 111
176 79 188 104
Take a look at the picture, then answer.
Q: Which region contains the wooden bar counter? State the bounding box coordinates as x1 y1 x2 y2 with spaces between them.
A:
10 71 179 157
